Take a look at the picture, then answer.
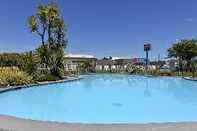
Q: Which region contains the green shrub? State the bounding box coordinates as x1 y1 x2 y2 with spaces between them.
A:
34 73 60 82
0 67 34 87
144 69 175 76
158 71 175 76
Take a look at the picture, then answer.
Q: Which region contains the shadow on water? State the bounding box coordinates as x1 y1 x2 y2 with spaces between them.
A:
112 102 123 107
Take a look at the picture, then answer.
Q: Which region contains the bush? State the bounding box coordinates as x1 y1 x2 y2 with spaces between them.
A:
0 67 34 87
28 67 62 82
0 53 21 67
37 74 60 81
158 71 175 76
144 69 175 76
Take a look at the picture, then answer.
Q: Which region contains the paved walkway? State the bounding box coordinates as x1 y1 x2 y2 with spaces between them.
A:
0 115 197 131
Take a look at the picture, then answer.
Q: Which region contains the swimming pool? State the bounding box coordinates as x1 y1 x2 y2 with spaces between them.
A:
0 74 196 124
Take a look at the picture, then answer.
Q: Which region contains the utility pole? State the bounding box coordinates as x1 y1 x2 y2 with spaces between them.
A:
144 44 151 71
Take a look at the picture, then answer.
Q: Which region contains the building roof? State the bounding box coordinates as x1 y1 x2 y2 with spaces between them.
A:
96 59 115 65
64 54 96 59
111 57 131 60
162 57 177 61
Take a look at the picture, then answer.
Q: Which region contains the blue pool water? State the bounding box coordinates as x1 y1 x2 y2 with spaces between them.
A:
0 74 197 124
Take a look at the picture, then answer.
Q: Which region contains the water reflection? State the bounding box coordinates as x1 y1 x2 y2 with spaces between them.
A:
88 75 197 104
164 78 197 104
144 78 151 98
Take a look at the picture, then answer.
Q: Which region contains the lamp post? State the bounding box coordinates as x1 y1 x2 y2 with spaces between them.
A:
144 44 151 71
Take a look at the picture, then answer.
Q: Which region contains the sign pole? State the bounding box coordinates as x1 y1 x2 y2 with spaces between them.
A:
144 43 151 72
146 50 148 71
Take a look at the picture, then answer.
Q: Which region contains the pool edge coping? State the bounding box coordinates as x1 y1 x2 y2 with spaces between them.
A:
183 77 197 81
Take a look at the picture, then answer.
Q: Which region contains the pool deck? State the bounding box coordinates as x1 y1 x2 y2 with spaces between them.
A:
0 115 197 131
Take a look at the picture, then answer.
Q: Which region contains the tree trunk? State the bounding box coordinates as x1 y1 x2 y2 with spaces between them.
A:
41 35 45 46
179 58 183 77
41 24 46 46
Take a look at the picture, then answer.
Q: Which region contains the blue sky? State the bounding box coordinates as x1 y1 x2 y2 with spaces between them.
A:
0 0 197 59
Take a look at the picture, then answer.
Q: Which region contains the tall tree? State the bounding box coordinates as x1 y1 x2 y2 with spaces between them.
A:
168 39 197 72
28 3 67 78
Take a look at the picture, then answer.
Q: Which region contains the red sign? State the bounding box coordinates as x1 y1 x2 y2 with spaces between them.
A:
144 44 151 51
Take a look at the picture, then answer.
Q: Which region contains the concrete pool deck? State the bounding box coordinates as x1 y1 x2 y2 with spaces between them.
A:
0 115 197 131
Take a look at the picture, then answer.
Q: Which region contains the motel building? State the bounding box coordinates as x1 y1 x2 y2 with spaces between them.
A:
64 54 97 72
160 57 178 71
64 54 148 72
64 54 97 71
96 56 147 72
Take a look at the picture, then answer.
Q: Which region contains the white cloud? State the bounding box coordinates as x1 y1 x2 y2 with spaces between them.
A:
184 18 194 22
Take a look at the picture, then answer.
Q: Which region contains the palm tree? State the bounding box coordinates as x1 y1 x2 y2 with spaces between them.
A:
168 39 197 75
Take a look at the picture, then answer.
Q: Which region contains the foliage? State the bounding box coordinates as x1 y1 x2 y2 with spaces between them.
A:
168 39 197 60
0 67 34 87
19 51 39 75
77 62 92 73
168 39 197 71
36 44 65 78
136 69 175 76
0 53 21 67
34 73 60 82
0 52 37 71
150 70 175 76
0 3 68 86
0 52 39 77
28 2 67 78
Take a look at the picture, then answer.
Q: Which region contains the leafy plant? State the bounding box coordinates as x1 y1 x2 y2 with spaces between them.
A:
0 67 34 87
168 39 197 72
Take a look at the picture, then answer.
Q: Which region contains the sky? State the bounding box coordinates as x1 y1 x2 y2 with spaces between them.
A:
0 0 197 59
